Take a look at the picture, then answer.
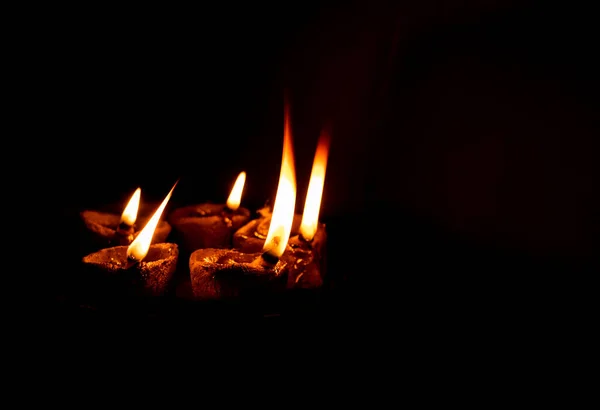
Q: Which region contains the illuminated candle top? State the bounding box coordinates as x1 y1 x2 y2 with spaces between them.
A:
262 104 296 259
226 171 246 211
128 181 178 262
120 187 141 227
299 129 331 242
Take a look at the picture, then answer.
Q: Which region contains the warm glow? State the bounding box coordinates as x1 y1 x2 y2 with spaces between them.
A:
226 171 246 211
127 181 178 261
299 129 331 241
263 105 296 259
120 187 141 226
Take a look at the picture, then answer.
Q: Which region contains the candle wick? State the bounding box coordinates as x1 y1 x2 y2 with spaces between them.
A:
125 254 140 269
117 221 135 236
299 233 312 243
119 221 132 229
221 207 234 227
259 251 279 267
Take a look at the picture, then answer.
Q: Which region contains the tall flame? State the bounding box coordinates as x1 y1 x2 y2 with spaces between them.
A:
299 129 331 241
226 171 246 211
120 187 141 226
127 181 178 261
263 104 296 259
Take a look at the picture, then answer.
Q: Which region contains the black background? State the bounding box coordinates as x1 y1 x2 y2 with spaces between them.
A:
33 1 598 337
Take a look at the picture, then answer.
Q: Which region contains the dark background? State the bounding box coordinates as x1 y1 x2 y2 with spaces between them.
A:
39 1 597 328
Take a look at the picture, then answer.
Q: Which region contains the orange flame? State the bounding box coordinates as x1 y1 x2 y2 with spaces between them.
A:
263 104 296 259
226 171 246 211
120 187 141 227
299 129 330 241
127 181 178 262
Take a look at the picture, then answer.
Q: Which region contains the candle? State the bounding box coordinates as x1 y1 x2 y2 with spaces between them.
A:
79 187 171 254
189 106 297 300
234 128 331 289
286 128 330 288
167 171 251 253
81 182 179 297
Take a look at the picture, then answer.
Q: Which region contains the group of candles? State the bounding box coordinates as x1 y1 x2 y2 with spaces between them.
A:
80 105 330 301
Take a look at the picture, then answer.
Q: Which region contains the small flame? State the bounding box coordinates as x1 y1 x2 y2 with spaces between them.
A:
299 129 331 241
263 104 296 259
226 171 246 211
120 187 141 227
127 181 178 262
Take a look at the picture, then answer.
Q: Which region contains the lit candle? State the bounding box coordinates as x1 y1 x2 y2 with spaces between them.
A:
233 127 330 288
168 171 251 253
79 187 171 254
286 127 330 288
188 107 297 300
81 182 179 297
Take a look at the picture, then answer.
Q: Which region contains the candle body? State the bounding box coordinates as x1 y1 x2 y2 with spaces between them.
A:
286 226 327 289
233 213 326 289
168 203 251 253
79 209 171 253
189 248 288 300
81 243 178 297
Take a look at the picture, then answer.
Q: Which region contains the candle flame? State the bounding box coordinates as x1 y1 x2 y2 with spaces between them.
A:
299 129 330 241
263 104 296 259
120 187 141 226
226 171 246 211
127 181 178 262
